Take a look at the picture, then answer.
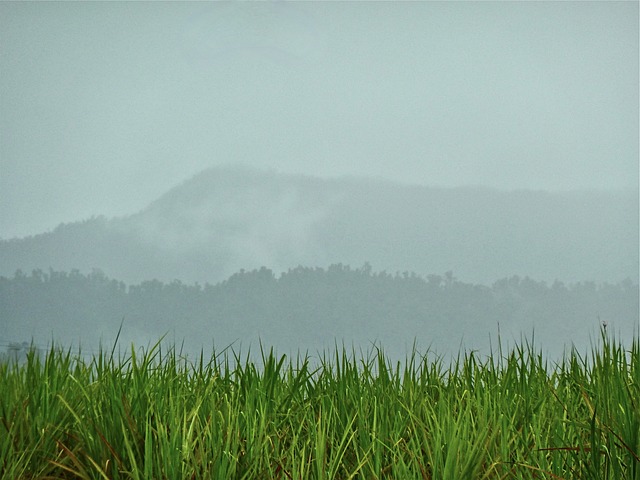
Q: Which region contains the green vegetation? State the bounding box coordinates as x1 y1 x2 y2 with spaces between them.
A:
1 331 638 479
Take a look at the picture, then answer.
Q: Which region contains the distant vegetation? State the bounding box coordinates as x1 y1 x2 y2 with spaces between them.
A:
1 331 637 478
1 265 637 360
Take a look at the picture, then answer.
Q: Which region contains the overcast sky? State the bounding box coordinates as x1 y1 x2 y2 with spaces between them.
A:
1 1 638 239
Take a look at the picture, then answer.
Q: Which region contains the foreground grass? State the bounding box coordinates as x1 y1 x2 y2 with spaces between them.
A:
1 331 638 479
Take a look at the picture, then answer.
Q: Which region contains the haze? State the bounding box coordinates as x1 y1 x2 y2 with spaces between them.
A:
1 1 638 239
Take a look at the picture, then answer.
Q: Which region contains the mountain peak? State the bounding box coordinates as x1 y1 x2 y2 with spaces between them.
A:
1 166 637 285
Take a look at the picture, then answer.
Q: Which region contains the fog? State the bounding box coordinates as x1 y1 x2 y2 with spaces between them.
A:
1 2 638 362
1 2 637 239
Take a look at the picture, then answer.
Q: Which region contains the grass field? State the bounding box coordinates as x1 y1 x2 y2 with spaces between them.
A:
1 329 638 479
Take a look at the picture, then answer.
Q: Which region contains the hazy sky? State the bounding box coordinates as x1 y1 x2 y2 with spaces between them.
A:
1 1 638 239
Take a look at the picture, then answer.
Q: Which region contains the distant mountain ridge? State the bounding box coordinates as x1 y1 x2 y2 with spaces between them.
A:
1 166 638 285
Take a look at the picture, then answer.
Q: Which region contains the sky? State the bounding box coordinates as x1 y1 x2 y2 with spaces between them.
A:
1 1 638 240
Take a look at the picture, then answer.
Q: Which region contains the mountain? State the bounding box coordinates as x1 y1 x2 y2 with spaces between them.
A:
1 166 638 285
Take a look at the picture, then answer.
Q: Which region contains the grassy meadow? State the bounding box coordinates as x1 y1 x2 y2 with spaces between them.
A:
1 330 638 479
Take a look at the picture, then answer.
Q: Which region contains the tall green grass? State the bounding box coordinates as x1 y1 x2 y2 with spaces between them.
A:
1 330 638 479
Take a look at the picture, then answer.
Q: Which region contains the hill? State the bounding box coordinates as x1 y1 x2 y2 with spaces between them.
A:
1 166 637 285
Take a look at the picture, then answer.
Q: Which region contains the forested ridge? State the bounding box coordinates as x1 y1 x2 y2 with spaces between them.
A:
2 265 637 360
1 167 637 286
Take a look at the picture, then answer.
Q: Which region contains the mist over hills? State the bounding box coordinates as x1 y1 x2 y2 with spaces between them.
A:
1 166 638 286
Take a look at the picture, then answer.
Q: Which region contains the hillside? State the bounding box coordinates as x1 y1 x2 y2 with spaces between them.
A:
1 166 637 285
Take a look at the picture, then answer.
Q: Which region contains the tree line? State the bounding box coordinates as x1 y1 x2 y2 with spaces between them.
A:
1 265 637 360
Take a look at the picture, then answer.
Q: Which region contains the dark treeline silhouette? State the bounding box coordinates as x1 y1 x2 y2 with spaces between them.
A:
1 265 637 360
